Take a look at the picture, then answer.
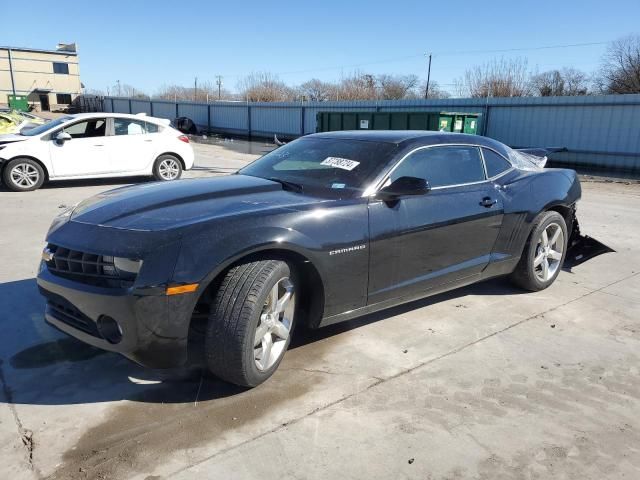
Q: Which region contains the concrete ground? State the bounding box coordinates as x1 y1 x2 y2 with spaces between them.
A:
0 141 638 480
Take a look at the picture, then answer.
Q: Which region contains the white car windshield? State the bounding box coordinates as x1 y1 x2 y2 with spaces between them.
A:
20 117 73 137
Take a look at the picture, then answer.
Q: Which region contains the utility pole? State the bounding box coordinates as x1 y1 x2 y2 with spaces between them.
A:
8 48 16 96
194 77 198 102
424 53 432 99
215 75 223 100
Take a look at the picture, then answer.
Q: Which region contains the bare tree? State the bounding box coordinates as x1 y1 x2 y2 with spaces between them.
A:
334 72 377 100
298 79 336 101
459 57 531 98
237 72 296 102
109 83 148 99
595 35 640 94
377 74 420 99
531 68 589 96
156 82 235 102
415 80 450 99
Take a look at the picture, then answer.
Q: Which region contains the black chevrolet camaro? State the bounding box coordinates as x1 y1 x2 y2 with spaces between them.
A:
38 131 595 387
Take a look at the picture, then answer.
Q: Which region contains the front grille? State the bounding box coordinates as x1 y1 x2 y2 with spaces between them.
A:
45 244 134 288
46 294 100 337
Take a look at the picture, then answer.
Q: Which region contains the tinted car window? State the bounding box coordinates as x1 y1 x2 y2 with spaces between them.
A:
482 148 512 178
64 119 106 138
114 118 146 135
145 122 159 133
390 146 485 188
240 137 398 194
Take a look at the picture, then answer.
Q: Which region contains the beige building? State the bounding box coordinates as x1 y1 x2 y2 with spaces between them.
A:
0 43 81 111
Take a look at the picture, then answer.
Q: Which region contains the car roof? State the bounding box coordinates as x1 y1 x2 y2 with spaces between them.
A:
308 130 511 154
68 112 169 124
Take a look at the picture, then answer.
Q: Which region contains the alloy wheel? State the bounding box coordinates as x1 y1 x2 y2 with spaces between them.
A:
10 163 40 188
533 222 564 282
158 159 180 180
254 277 295 371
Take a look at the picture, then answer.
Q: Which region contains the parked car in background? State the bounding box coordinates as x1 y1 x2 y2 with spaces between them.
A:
36 131 604 388
0 113 194 191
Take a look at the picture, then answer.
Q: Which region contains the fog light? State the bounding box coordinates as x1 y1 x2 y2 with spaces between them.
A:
97 316 123 344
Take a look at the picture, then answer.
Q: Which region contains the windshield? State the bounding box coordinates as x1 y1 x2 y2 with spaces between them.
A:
239 137 398 195
20 117 72 136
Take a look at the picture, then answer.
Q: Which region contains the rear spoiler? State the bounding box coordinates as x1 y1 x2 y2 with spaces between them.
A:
512 147 567 169
515 147 567 158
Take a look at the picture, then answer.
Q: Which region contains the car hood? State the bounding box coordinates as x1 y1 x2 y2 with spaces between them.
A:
0 133 28 144
70 175 325 231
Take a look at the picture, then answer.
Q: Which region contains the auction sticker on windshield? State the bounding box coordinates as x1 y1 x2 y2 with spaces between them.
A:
321 157 360 171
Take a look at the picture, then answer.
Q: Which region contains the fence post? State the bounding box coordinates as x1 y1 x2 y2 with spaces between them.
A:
207 104 211 134
149 100 154 117
111 98 114 112
483 105 491 136
128 98 132 114
300 105 305 136
247 104 252 138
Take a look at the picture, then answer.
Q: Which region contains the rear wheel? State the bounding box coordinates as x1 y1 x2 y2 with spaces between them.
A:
152 154 182 181
2 158 45 192
204 260 296 387
510 211 567 291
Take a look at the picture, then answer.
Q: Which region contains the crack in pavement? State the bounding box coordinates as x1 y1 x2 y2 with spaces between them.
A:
165 271 639 478
0 359 42 479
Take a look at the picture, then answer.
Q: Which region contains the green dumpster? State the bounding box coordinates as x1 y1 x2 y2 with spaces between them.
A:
316 111 481 134
8 95 29 112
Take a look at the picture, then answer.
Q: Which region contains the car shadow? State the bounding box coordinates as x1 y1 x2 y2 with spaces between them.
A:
0 276 523 406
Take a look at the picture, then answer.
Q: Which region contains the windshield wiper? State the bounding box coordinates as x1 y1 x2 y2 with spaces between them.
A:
267 177 304 193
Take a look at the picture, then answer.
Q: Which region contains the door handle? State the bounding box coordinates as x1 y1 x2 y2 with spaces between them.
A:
480 197 497 208
93 144 104 147
144 139 153 142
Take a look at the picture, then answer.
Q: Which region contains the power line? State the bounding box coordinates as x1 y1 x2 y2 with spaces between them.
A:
218 40 610 79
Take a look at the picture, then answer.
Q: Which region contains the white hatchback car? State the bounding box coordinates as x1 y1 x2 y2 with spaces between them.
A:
0 113 194 191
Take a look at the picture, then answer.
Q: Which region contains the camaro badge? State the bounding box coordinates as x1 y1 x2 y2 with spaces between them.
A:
329 244 366 256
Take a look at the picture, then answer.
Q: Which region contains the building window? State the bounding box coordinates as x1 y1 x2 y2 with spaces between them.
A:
53 62 69 74
56 94 72 105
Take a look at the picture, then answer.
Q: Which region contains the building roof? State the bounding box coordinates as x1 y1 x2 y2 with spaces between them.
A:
0 46 78 56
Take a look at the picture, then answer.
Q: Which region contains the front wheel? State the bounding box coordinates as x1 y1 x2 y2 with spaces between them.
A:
510 211 568 291
205 260 296 387
2 158 45 191
152 154 182 181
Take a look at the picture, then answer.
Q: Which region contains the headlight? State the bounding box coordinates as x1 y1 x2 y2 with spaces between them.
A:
47 203 77 236
114 257 143 275
102 256 143 279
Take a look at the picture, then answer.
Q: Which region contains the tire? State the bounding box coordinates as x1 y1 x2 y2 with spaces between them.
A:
510 211 568 291
152 154 182 181
2 158 45 192
205 260 296 387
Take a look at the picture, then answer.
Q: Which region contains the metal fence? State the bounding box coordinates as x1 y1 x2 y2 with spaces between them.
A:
103 94 640 172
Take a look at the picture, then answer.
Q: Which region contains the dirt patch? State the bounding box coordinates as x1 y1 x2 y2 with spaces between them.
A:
48 369 323 479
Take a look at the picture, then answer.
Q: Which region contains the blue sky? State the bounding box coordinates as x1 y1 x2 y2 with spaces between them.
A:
3 0 639 95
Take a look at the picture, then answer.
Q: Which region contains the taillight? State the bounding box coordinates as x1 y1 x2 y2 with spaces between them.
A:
178 135 190 143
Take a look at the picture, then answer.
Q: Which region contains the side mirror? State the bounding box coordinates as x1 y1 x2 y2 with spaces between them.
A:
377 176 430 200
55 131 72 144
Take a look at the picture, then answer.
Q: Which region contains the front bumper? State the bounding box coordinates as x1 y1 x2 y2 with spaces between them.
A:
37 266 198 369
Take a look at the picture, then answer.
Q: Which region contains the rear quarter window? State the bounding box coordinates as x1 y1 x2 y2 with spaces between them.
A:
482 148 512 178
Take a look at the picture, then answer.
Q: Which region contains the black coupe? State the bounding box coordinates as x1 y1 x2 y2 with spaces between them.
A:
38 131 595 386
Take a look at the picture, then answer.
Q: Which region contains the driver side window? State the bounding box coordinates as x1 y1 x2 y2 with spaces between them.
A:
390 146 485 188
63 119 106 139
